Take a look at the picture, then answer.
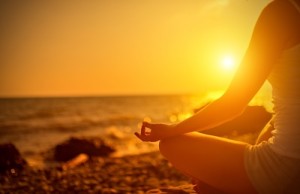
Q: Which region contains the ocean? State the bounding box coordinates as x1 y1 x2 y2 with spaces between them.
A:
0 92 272 167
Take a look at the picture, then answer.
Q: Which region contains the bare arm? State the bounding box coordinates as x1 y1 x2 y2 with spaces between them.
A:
172 0 298 135
136 0 299 142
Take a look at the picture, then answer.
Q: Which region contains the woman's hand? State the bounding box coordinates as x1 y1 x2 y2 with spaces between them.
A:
134 122 176 142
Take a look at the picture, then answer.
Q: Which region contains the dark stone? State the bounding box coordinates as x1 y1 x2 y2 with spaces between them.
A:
0 143 27 174
147 185 197 194
54 137 115 162
194 105 272 137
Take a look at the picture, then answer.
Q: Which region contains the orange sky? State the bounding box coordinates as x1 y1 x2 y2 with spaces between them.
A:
0 0 270 97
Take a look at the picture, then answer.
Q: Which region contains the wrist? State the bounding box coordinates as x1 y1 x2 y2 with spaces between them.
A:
171 122 181 135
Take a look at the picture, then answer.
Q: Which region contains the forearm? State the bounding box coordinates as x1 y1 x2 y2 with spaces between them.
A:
173 97 245 135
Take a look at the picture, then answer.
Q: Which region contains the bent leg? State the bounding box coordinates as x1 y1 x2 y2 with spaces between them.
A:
193 180 228 194
255 119 274 144
159 132 257 194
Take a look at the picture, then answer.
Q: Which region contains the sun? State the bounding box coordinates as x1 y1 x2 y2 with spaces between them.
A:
221 55 235 71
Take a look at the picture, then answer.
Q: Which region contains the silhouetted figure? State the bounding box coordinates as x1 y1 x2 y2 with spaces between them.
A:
136 0 300 193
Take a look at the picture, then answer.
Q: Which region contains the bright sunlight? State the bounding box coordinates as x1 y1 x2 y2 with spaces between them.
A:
221 55 235 71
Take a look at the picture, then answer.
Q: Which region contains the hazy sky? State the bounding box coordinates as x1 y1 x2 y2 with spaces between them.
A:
0 0 270 97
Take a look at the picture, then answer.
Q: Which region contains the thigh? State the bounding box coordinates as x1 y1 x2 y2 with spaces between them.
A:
159 132 257 194
245 142 300 193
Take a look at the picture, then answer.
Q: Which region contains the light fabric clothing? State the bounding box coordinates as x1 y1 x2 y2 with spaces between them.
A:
267 0 300 159
244 142 300 194
244 0 300 193
267 43 300 159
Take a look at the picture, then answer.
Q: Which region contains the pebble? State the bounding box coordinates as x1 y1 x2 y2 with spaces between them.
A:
0 152 191 193
147 185 197 194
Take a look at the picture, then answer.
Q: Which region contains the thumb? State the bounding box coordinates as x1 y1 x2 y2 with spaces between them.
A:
142 121 153 128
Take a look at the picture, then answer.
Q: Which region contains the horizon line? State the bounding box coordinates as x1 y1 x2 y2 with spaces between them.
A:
0 92 211 99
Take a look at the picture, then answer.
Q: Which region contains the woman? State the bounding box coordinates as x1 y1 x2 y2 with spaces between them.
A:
135 0 300 193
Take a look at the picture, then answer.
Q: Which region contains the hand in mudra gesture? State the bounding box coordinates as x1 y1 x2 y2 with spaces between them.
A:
134 122 176 142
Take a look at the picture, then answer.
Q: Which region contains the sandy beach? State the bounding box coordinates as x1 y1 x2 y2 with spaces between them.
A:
0 96 271 194
1 129 262 194
1 150 192 194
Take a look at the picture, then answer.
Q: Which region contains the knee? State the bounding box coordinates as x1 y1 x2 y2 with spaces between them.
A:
159 134 188 157
158 138 169 157
159 136 177 157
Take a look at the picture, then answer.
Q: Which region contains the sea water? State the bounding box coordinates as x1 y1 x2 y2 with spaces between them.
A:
0 92 272 167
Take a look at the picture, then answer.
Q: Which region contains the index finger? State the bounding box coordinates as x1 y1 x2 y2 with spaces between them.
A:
134 132 149 142
142 122 152 129
134 132 142 140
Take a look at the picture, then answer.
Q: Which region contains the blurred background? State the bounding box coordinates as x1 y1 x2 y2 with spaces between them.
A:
0 0 270 97
0 0 272 167
0 2 276 194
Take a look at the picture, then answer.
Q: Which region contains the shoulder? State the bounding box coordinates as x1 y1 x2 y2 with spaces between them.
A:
260 0 300 49
263 0 300 21
266 0 300 26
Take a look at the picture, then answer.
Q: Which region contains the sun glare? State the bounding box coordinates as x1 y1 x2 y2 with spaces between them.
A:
221 55 235 71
